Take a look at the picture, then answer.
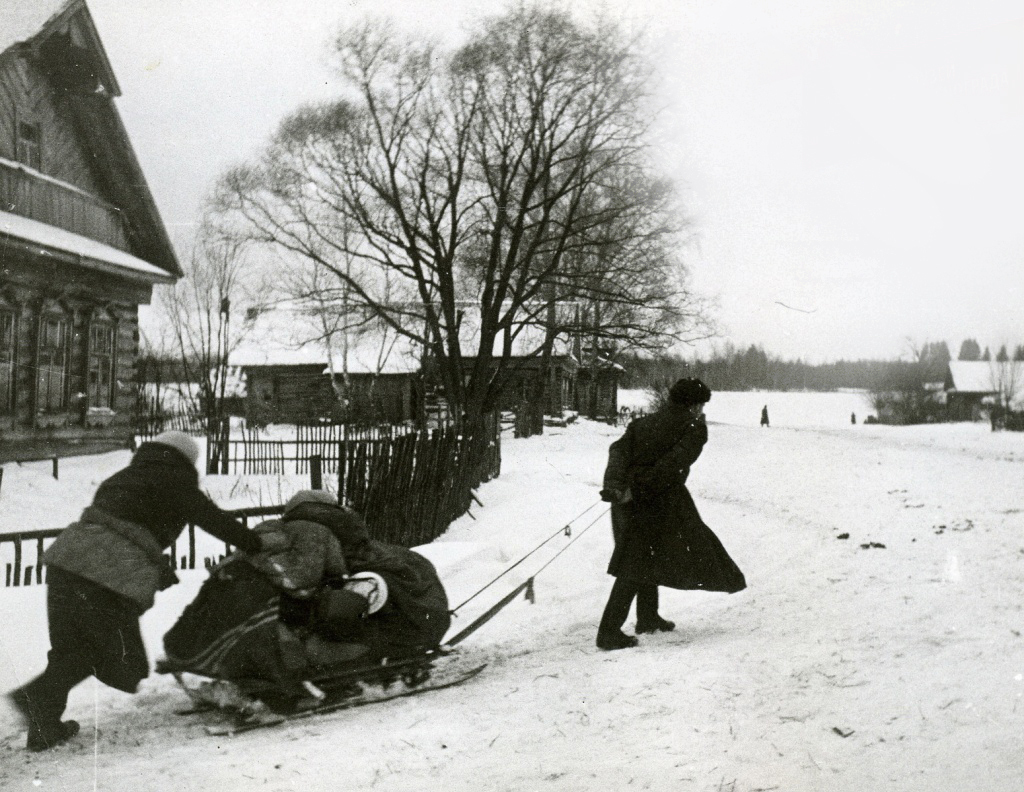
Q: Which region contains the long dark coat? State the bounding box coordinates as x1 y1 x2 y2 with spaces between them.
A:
602 405 745 593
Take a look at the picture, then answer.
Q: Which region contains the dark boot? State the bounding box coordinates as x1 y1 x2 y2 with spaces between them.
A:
635 616 676 634
7 689 80 751
597 577 642 651
27 719 80 752
596 630 639 651
635 585 675 633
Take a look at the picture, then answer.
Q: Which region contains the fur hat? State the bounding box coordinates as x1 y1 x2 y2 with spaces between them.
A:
668 377 712 407
283 489 338 513
283 490 370 547
151 431 200 466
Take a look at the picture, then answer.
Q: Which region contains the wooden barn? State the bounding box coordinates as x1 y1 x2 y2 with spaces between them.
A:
230 306 423 426
0 0 179 462
944 361 998 421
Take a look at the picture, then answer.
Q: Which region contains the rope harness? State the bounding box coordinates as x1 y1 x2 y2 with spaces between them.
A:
444 499 610 647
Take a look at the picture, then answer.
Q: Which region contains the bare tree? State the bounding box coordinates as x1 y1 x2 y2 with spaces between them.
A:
158 225 262 440
989 352 1022 416
211 6 707 428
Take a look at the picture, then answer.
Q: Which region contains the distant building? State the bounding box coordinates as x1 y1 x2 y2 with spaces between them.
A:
944 361 998 421
229 306 422 425
572 349 621 420
230 301 623 425
1 1 180 461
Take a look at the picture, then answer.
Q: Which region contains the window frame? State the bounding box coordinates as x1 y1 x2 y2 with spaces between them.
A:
36 309 70 414
0 307 16 415
16 119 42 170
87 318 117 410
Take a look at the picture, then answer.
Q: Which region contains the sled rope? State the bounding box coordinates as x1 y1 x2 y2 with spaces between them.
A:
447 498 605 615
444 505 610 648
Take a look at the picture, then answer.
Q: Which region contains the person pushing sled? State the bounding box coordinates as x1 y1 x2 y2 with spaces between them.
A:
158 490 455 723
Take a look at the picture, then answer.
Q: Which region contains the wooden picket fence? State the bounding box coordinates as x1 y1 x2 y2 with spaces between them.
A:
134 410 207 443
206 422 417 476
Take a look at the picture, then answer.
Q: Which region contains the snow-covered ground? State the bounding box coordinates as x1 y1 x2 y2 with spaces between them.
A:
2 390 1023 791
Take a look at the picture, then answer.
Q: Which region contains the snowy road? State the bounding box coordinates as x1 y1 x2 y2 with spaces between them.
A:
2 398 1023 791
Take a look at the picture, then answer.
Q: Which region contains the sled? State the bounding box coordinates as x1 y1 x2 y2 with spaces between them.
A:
162 651 486 736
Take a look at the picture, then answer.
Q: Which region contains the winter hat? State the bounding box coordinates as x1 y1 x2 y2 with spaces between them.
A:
151 431 200 466
668 377 712 407
284 489 338 513
283 489 370 546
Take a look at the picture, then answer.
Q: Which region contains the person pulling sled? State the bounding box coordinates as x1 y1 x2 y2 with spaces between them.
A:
597 378 746 651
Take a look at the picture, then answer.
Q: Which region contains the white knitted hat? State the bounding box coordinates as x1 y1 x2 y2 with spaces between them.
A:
284 489 338 513
151 431 200 466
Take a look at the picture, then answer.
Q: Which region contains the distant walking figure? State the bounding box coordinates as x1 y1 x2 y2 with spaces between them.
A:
596 377 746 651
760 405 770 427
851 412 856 425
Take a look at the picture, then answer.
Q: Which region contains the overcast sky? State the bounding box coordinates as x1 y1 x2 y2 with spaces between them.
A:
85 0 1024 363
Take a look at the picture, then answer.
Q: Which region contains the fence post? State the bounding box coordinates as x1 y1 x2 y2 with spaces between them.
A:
36 537 45 584
13 537 21 586
338 424 348 501
220 417 230 475
52 456 58 480
310 454 323 490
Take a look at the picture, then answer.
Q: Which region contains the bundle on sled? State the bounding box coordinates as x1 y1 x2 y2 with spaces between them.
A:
156 491 454 724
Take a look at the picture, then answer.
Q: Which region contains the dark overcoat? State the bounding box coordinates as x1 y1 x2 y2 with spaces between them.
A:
602 405 745 593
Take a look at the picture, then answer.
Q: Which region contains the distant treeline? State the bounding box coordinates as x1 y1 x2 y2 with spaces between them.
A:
618 345 950 393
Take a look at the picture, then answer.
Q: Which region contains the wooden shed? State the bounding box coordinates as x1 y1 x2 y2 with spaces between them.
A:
0 0 179 461
944 361 998 421
230 306 423 426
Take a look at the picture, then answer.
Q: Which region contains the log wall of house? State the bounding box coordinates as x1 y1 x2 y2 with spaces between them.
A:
245 367 416 425
0 242 149 461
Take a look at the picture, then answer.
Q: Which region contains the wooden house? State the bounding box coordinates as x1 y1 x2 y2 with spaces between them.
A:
452 308 583 417
944 361 998 421
0 0 180 461
574 349 622 420
229 306 422 426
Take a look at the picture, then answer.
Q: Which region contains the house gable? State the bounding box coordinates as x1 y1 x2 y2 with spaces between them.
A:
0 0 179 277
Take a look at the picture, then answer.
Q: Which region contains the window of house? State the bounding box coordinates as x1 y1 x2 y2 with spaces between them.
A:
17 121 41 170
37 314 69 412
0 311 15 414
88 321 116 409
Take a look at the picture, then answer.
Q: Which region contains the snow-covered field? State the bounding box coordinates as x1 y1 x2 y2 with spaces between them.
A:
2 390 1023 791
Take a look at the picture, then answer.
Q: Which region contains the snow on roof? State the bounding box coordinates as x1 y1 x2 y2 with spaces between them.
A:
0 209 175 283
230 306 422 375
0 0 75 55
946 361 999 393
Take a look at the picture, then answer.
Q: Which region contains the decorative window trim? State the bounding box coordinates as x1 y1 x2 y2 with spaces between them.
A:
0 307 16 416
34 299 72 417
86 311 117 411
